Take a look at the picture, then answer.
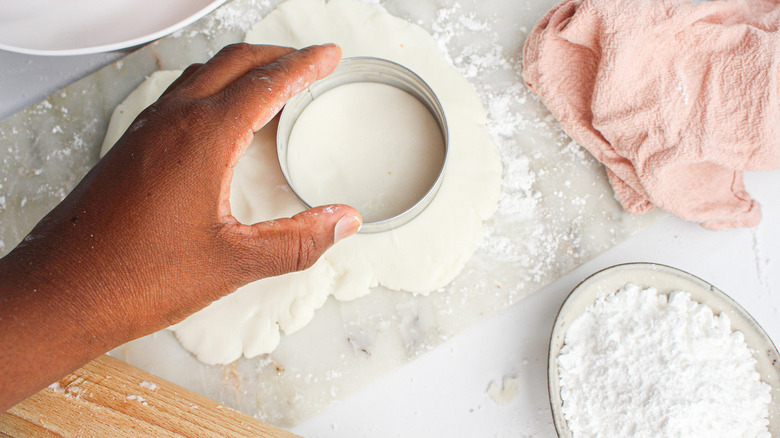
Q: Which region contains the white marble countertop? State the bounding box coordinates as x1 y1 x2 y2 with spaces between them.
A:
2 5 779 437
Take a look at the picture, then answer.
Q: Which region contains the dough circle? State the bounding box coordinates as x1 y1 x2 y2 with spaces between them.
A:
101 0 502 365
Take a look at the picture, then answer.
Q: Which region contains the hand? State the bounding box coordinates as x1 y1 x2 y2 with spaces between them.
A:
0 43 361 412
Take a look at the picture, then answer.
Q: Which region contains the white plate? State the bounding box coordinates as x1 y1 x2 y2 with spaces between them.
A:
0 0 226 56
548 263 780 437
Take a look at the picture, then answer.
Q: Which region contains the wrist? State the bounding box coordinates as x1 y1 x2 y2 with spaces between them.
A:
0 239 138 410
0 233 140 352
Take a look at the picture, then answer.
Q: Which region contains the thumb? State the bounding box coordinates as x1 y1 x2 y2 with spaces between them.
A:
225 204 362 282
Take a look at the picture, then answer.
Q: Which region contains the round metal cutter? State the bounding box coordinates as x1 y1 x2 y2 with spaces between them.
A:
277 57 449 233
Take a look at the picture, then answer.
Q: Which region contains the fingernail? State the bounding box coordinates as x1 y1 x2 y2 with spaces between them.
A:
322 43 340 49
334 214 362 243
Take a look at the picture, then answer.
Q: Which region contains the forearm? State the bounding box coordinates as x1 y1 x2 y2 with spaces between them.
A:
0 242 137 412
0 181 216 413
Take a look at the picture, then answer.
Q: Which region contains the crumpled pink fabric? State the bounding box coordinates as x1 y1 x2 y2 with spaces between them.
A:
523 0 780 230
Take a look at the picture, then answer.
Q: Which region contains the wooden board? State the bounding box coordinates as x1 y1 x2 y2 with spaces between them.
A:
0 355 297 438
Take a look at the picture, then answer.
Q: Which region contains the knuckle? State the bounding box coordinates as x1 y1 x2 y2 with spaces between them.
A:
245 59 300 103
267 220 322 274
217 220 327 282
148 99 216 143
218 42 255 58
295 232 320 272
183 62 203 75
178 100 214 127
259 58 295 85
214 43 261 70
268 56 295 74
296 45 318 57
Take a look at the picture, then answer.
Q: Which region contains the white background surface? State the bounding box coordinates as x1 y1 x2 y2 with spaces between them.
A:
2 19 779 438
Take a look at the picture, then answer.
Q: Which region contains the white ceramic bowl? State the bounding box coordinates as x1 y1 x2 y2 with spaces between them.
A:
0 0 226 56
548 262 780 437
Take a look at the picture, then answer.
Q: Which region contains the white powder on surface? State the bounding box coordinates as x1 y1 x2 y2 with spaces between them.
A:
429 2 546 302
172 0 271 39
139 380 159 391
427 0 632 311
558 283 771 437
126 394 148 406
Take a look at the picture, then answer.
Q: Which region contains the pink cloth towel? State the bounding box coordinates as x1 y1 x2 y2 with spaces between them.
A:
523 0 780 230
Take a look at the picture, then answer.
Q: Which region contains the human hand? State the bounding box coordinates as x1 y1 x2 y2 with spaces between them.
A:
0 43 361 411
42 42 361 329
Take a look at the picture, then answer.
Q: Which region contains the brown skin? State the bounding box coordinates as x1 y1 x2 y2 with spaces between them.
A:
0 43 361 412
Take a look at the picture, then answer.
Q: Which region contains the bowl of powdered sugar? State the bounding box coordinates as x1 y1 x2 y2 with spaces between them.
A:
548 263 780 437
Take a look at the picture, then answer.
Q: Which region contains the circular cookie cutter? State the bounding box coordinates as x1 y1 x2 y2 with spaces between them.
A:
277 57 449 233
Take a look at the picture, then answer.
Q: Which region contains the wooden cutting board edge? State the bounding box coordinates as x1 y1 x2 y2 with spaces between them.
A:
0 355 298 438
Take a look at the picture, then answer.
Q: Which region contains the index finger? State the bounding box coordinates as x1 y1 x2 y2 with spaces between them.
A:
172 44 296 99
216 43 342 132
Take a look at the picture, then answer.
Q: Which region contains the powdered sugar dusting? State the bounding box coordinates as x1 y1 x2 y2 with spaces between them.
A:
431 2 545 300
126 394 149 406
172 0 272 39
0 93 102 258
427 0 647 311
139 380 159 391
48 382 65 393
